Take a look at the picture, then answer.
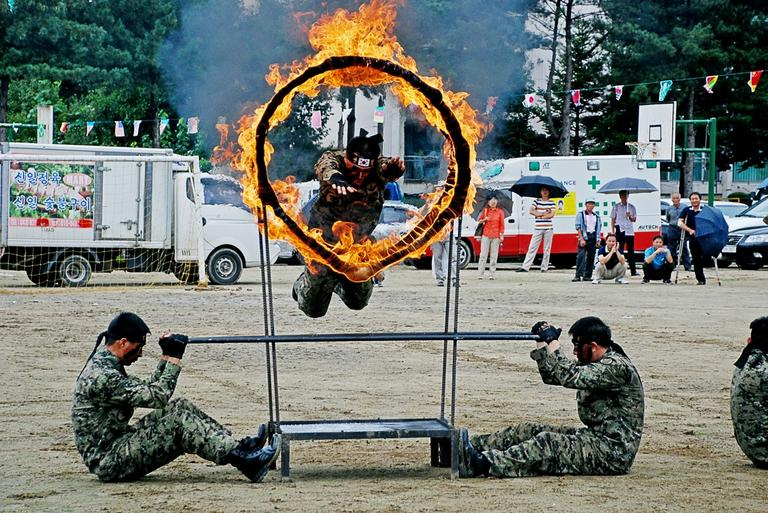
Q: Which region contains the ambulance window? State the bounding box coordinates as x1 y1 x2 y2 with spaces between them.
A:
185 178 195 201
587 161 600 171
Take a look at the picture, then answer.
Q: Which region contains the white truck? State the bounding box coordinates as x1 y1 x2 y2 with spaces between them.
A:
0 142 278 287
416 155 662 269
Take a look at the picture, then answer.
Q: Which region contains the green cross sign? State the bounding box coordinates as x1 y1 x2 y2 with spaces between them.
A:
588 175 601 190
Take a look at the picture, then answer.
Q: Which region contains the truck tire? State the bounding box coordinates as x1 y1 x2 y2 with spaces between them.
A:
457 239 473 270
57 254 92 287
26 266 59 287
549 254 575 269
173 263 199 285
207 248 243 285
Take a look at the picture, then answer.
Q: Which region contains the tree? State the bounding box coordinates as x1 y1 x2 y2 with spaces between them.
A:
599 0 768 194
0 0 135 142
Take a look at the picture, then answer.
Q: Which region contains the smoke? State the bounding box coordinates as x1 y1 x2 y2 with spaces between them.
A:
160 0 535 151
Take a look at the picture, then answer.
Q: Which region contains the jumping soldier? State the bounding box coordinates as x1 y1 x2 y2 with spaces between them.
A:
72 312 280 482
731 315 768 468
293 129 405 317
458 316 644 478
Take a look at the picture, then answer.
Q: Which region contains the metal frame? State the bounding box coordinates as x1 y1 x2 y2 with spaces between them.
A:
186 215 539 479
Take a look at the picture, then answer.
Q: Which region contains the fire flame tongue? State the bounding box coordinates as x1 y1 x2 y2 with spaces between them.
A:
235 0 485 282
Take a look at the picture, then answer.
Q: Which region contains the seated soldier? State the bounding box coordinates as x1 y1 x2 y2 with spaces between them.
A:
72 312 280 483
731 315 768 469
293 129 404 318
642 235 674 284
593 233 629 284
458 316 644 478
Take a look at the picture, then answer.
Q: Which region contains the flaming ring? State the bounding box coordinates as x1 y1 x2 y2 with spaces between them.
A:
254 56 471 280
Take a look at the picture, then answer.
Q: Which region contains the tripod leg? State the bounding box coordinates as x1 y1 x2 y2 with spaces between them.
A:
674 234 685 284
713 256 722 286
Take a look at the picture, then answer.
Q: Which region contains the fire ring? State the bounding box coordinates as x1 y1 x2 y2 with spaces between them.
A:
254 55 472 280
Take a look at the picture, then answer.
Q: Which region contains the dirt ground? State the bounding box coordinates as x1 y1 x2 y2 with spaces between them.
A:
1 262 767 513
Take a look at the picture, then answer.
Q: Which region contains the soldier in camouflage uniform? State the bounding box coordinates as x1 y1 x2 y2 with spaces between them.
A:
72 312 280 482
458 316 644 478
731 315 768 468
293 129 405 318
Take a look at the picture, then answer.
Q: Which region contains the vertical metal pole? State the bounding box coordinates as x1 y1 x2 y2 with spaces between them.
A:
450 217 463 427
708 118 717 206
439 220 454 420
257 205 274 423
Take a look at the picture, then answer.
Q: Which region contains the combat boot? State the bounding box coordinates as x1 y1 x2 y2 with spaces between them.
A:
226 434 282 483
237 423 268 452
458 428 490 478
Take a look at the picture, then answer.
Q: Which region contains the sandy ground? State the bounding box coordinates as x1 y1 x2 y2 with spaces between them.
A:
1 262 767 513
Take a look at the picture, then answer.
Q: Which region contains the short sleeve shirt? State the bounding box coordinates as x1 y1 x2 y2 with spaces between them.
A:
598 245 623 270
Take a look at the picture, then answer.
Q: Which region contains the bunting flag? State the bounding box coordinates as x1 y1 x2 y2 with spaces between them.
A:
485 96 498 115
571 89 581 107
86 122 95 136
114 121 125 137
615 85 624 101
748 71 763 93
522 93 536 108
703 75 719 94
659 80 673 101
59 122 69 134
310 110 322 129
159 118 169 136
8 0 14 12
373 106 385 124
133 120 142 137
13 125 19 133
187 116 199 134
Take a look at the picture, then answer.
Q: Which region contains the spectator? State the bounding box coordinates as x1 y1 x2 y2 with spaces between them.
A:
677 192 707 285
593 233 629 284
665 193 692 271
517 187 556 273
610 190 638 276
573 197 601 282
642 235 674 284
476 196 505 280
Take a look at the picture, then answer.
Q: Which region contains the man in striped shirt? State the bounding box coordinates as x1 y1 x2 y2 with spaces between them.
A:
517 187 556 272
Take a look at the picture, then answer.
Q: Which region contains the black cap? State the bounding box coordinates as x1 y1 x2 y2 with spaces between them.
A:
106 312 150 343
346 129 383 168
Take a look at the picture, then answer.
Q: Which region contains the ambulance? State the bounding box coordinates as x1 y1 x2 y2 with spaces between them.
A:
431 155 662 270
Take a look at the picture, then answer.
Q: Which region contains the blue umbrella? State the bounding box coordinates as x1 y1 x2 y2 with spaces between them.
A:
692 205 729 258
510 175 569 198
597 177 657 194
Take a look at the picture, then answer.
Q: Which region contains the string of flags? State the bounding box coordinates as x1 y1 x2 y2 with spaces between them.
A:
522 68 766 109
2 117 201 137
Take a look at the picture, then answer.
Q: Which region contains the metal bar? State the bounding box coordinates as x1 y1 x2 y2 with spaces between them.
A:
257 205 274 423
0 154 186 162
449 217 463 427
680 147 712 153
676 119 711 126
188 331 538 344
708 118 717 207
440 220 455 420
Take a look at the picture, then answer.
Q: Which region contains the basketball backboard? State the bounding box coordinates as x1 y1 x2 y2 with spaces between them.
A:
636 102 676 162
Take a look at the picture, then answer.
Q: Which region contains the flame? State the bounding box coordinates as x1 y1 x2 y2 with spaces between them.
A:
234 0 486 281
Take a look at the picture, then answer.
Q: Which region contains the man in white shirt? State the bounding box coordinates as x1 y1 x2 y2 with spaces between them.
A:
610 190 638 276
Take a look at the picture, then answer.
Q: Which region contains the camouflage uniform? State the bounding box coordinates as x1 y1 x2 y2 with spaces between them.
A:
294 149 403 318
731 348 768 468
72 349 237 482
471 346 644 477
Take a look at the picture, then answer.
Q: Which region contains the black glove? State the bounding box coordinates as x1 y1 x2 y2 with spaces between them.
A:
328 173 351 189
531 321 548 335
159 333 188 359
539 326 562 344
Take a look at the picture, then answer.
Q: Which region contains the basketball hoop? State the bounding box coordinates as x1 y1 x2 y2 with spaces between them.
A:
625 141 657 162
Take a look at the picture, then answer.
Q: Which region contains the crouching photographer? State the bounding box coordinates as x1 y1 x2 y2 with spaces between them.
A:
457 316 645 479
72 312 281 483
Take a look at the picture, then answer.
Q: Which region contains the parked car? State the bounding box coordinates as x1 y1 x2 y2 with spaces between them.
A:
720 196 768 266
722 222 768 270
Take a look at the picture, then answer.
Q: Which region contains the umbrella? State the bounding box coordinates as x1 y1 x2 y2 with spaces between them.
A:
472 188 514 219
597 177 657 194
510 175 569 199
691 205 729 258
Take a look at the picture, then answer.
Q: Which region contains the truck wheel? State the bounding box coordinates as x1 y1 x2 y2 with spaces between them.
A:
173 263 199 285
549 254 575 269
207 248 243 285
26 266 59 287
457 239 473 270
412 256 432 270
57 254 92 287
